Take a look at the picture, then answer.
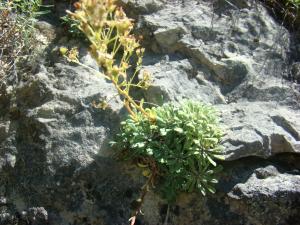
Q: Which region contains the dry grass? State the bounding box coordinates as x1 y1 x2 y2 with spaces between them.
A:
0 0 43 84
0 6 23 82
261 0 300 30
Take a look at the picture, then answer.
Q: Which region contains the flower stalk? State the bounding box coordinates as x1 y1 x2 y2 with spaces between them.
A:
64 0 154 122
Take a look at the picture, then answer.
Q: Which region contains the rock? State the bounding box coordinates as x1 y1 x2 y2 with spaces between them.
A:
254 165 279 179
35 21 57 43
14 62 124 170
0 197 7 205
0 0 300 224
227 165 300 225
142 56 226 105
154 26 187 50
218 102 300 160
0 85 11 116
0 58 130 224
0 154 16 171
0 122 9 144
151 157 300 225
27 207 48 225
118 0 164 14
0 206 48 225
0 213 13 225
135 0 297 104
79 49 99 70
291 62 300 83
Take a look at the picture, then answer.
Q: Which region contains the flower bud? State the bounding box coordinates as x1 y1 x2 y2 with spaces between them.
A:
73 2 81 9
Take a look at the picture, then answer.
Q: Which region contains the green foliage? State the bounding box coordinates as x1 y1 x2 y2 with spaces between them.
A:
286 0 300 14
289 0 300 7
12 0 48 47
113 101 223 202
263 0 300 28
10 0 46 17
60 14 85 39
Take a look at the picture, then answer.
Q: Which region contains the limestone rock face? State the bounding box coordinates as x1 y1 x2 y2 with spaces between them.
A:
132 0 300 159
218 102 300 160
1 0 300 225
227 164 300 225
136 0 293 96
0 59 132 224
142 57 227 105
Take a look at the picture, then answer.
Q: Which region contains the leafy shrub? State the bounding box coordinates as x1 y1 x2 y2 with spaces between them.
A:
113 101 223 202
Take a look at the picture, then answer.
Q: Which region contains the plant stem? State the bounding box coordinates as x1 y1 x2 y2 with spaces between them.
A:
163 204 170 225
129 173 153 225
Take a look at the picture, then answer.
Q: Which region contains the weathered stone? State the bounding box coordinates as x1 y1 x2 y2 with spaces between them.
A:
1 0 300 224
146 157 300 225
0 153 16 171
136 0 297 103
291 62 300 83
218 102 300 160
0 60 128 224
119 0 164 14
227 165 300 225
27 207 48 225
142 56 226 105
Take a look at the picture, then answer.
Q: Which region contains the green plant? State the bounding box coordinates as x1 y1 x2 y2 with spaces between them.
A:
60 14 85 39
112 101 223 222
263 0 300 28
286 0 300 17
64 1 223 224
289 0 300 7
0 0 49 82
11 0 44 16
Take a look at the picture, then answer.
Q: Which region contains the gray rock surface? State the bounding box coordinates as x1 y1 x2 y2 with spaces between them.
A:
142 56 226 105
218 102 300 160
1 0 300 225
291 62 300 83
227 164 300 225
146 157 300 225
135 0 298 102
134 0 300 159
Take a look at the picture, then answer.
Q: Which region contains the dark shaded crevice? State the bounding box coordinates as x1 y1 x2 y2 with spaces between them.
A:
254 129 270 155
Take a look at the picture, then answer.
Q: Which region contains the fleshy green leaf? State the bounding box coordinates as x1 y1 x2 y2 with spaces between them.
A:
114 101 223 202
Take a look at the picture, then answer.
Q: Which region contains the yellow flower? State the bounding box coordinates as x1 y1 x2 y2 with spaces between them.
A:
67 47 79 62
92 100 109 110
121 62 129 70
136 48 145 57
67 0 154 121
115 7 126 19
59 47 68 56
139 70 152 89
111 65 120 77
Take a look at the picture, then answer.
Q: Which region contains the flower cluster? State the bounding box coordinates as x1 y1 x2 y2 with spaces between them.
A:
67 0 153 121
